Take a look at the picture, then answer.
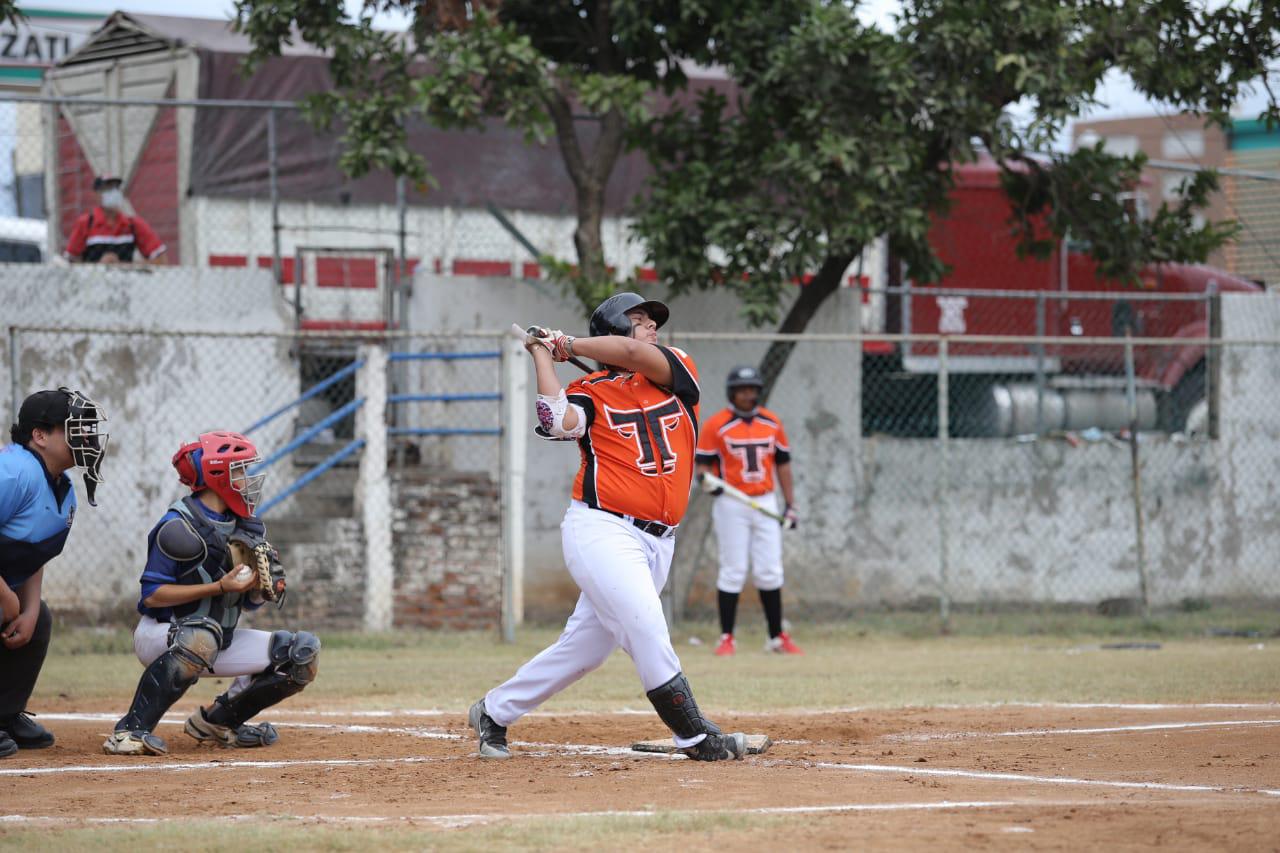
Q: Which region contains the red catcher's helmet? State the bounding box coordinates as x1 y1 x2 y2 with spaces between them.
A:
172 431 266 517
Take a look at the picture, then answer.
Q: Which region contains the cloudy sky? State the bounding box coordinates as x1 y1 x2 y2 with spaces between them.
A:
27 0 1278 136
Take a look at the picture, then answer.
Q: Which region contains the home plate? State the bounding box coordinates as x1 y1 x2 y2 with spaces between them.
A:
632 734 773 755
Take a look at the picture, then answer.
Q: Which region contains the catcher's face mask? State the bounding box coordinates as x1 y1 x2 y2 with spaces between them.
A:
58 388 109 506
229 457 266 516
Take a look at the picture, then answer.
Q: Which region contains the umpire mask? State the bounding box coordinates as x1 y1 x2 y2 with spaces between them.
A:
64 388 109 506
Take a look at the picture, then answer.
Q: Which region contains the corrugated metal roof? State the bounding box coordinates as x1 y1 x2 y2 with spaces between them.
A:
57 10 324 67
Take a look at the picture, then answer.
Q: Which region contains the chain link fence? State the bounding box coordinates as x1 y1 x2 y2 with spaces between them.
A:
4 302 1280 629
668 312 1280 623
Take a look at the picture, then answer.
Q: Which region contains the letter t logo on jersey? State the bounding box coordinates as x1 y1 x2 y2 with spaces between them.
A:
725 438 773 483
605 399 684 476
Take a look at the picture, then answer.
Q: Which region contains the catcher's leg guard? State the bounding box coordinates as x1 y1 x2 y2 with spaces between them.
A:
116 617 222 734
202 630 320 731
645 672 747 762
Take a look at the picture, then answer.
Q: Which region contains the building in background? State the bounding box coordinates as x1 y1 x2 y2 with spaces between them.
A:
36 10 883 330
1072 112 1280 287
1071 113 1231 272
1 7 103 218
1224 119 1280 287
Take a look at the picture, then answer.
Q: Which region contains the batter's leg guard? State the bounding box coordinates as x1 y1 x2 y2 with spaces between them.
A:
192 630 320 745
645 672 747 762
115 617 222 736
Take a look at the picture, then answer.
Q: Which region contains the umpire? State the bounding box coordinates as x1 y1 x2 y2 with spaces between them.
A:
0 387 108 756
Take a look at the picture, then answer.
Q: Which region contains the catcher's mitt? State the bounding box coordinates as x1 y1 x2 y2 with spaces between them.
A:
227 535 287 608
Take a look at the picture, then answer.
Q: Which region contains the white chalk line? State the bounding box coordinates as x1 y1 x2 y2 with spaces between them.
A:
890 718 1280 742
236 701 1280 716
0 799 1140 828
818 762 1280 798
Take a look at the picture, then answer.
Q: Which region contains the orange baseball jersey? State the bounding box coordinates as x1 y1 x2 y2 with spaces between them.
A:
696 407 791 496
567 346 700 526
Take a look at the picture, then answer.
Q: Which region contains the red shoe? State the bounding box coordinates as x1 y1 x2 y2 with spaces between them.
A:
714 633 736 656
765 631 803 655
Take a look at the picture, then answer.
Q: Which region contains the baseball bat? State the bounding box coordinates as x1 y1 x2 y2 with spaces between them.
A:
507 323 593 374
698 471 795 528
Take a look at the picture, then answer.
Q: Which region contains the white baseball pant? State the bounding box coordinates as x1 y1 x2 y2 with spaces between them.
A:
485 500 686 730
713 491 784 593
133 615 272 700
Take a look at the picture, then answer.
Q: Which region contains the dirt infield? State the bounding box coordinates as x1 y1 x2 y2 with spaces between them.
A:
3 701 1278 849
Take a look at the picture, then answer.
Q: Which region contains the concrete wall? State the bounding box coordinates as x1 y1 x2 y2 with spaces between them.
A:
408 274 1280 617
1 264 299 617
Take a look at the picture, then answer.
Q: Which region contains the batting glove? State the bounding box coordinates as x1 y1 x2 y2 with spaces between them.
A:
783 504 799 530
523 326 576 362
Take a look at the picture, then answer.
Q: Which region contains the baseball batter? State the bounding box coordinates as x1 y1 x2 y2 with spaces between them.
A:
468 292 747 762
696 366 802 656
104 431 318 756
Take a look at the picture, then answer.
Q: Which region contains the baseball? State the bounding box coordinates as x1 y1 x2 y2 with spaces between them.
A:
235 566 254 582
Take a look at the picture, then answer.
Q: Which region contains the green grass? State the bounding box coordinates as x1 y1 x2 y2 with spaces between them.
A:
31 607 1280 712
1 812 797 853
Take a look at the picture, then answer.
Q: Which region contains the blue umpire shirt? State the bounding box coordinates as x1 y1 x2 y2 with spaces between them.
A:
0 444 76 591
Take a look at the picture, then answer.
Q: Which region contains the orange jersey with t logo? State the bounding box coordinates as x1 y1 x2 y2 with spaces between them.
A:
567 346 700 526
696 408 792 496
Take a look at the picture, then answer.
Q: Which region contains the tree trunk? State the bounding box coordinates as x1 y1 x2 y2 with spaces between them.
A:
545 85 626 309
758 252 855 406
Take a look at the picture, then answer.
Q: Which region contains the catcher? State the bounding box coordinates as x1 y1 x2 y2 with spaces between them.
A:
104 431 318 756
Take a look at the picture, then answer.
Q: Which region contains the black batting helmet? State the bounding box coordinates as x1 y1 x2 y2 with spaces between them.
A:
588 292 670 337
726 365 764 397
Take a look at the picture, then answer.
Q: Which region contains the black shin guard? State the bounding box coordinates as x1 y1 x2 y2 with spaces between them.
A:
645 672 717 740
118 629 219 733
206 630 320 728
717 590 739 636
758 587 783 638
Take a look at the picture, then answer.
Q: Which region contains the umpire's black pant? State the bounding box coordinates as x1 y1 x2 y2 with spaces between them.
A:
0 601 52 717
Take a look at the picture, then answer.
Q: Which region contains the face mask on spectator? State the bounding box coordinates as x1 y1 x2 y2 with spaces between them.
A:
100 188 124 210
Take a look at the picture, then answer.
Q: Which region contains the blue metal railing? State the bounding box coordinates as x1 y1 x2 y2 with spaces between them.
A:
388 426 502 436
243 360 364 435
245 348 505 515
388 351 502 362
388 392 501 404
253 398 365 473
387 350 502 437
257 438 365 517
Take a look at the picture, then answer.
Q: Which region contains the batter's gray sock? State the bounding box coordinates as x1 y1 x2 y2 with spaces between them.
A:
759 588 783 638
718 590 739 636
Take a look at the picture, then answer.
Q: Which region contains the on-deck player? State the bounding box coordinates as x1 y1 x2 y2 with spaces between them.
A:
695 366 802 656
468 292 747 762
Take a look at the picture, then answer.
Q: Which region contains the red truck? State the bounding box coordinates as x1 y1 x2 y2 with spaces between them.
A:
863 159 1263 437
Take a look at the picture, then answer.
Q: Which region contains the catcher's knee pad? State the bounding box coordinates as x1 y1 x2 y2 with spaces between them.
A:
118 618 221 733
205 631 321 729
268 630 321 685
168 616 224 674
645 672 715 741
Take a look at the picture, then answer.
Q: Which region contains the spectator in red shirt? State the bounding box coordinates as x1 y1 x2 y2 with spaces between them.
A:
65 176 166 264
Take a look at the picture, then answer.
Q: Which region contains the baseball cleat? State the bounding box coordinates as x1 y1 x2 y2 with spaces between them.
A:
184 708 239 747
714 633 736 656
765 631 803 655
0 711 54 749
103 730 168 756
469 699 510 759
682 731 748 761
184 709 280 748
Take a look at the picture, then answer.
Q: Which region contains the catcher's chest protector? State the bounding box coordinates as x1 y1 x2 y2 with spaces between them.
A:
165 496 265 646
